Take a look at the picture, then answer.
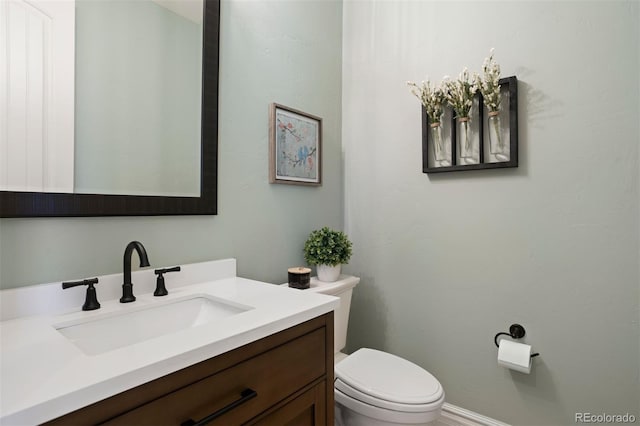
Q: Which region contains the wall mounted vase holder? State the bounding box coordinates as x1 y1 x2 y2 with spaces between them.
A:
422 76 518 174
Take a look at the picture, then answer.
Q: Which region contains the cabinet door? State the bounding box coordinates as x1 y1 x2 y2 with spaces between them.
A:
250 381 326 426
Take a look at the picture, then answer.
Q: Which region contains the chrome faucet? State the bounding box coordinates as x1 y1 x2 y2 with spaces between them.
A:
121 241 150 303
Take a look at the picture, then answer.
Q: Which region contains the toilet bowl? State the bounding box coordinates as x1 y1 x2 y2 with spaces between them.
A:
304 275 444 425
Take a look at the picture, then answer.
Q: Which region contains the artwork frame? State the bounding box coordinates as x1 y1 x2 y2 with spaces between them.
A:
422 76 518 173
269 103 322 186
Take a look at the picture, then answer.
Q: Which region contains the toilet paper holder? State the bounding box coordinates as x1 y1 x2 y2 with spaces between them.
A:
494 324 540 358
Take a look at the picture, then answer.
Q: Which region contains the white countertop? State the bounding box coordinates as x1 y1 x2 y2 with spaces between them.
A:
0 259 339 425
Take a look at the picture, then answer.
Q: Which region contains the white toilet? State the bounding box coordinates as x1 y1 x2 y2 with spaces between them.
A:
305 275 445 426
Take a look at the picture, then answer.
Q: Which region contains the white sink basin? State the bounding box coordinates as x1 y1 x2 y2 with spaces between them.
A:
54 295 252 355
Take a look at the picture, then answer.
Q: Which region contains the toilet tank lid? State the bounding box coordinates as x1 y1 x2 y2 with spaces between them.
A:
304 275 360 295
335 348 443 405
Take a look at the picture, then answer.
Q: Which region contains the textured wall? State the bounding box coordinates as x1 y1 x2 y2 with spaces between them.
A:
0 0 343 289
342 1 639 424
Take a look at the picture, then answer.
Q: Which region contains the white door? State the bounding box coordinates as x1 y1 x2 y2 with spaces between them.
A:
0 0 75 193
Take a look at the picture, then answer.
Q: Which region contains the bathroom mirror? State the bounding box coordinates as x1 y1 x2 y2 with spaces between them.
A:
0 0 219 217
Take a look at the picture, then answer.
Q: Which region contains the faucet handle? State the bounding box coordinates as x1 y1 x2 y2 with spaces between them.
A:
62 278 100 311
153 266 181 296
62 277 98 289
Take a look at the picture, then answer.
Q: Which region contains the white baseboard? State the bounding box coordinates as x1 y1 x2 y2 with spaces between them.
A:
439 402 511 426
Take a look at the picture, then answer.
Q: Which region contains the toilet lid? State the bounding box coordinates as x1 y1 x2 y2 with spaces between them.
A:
335 348 443 407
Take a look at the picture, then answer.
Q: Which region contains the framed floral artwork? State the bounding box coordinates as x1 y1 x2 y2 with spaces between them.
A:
269 103 322 186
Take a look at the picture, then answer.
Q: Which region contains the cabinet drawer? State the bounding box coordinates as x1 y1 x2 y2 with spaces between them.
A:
105 328 326 425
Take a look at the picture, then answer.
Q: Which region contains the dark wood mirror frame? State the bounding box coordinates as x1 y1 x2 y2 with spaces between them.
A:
1 0 219 218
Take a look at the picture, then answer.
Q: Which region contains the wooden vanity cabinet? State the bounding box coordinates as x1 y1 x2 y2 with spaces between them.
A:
45 313 334 426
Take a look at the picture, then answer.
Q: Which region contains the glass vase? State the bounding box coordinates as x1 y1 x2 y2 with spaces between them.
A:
488 111 508 161
430 122 450 167
458 117 476 164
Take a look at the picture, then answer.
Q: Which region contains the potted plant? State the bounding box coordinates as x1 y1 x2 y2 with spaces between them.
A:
303 227 353 282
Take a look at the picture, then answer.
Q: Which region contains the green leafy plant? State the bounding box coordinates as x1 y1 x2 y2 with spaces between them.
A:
303 227 353 266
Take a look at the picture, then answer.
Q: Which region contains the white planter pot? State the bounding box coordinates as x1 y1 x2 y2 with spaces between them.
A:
316 264 341 282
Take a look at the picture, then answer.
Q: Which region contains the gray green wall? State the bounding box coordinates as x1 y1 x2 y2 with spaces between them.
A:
2 1 640 425
0 0 343 288
342 1 639 425
74 0 202 196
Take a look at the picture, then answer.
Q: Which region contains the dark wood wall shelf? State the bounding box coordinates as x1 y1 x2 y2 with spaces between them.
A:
422 76 518 174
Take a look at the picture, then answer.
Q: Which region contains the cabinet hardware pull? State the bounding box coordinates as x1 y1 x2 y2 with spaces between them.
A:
181 388 257 426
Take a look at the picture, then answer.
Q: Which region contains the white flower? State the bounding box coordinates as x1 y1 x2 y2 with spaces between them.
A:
476 48 502 113
407 78 446 124
442 68 477 118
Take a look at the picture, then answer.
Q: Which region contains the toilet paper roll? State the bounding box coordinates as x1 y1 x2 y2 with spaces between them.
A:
497 339 532 374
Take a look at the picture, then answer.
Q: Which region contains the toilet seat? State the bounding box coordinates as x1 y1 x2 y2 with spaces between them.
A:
335 388 443 425
335 348 444 413
335 378 444 413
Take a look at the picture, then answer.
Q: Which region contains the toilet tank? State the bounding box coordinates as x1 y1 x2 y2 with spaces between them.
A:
306 275 360 353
